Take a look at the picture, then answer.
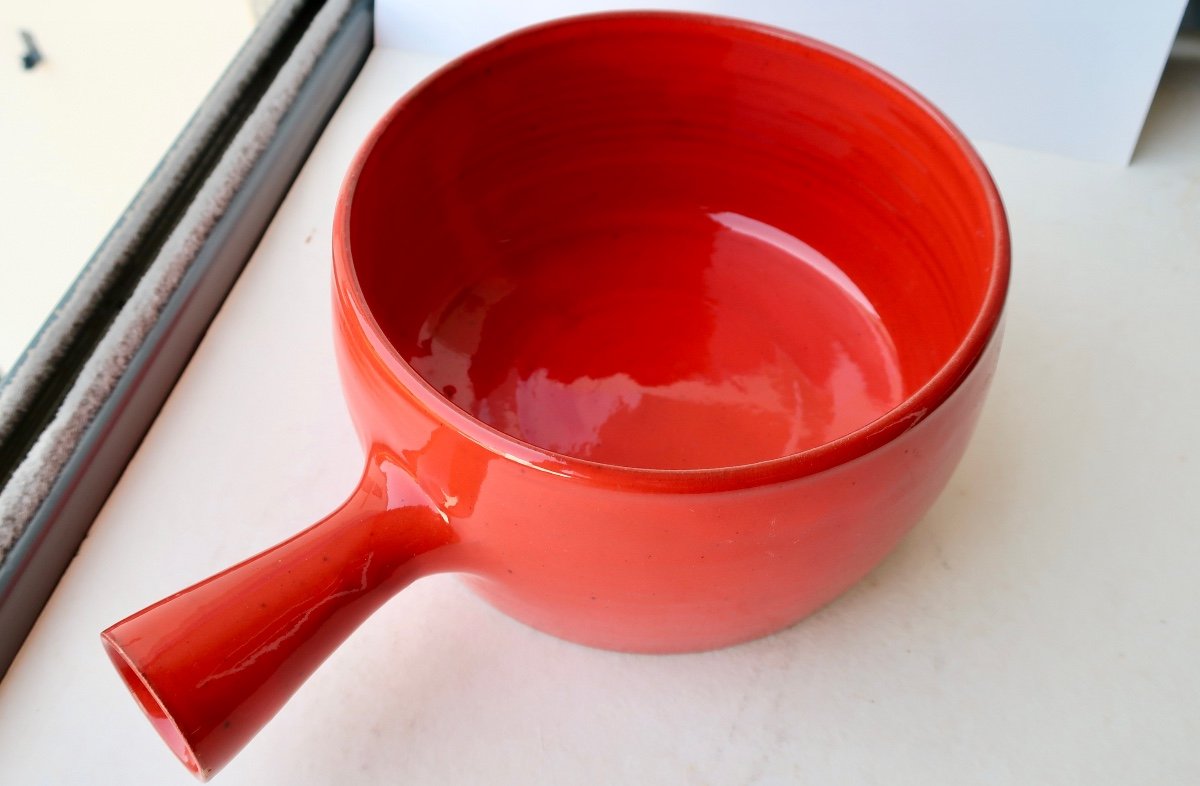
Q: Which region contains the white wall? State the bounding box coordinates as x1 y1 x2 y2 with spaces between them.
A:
375 0 1187 165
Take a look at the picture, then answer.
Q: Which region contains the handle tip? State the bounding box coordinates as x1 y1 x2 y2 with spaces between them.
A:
102 629 215 780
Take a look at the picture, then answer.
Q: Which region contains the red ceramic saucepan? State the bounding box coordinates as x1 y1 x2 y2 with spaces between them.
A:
103 11 1008 780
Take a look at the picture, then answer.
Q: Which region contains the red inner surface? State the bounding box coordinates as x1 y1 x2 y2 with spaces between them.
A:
349 17 995 470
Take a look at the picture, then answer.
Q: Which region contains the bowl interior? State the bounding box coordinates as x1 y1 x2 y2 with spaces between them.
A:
347 15 999 470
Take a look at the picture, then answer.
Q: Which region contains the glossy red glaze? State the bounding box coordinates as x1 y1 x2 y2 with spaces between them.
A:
103 11 1008 780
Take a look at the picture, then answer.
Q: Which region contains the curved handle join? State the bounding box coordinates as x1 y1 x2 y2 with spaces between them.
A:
101 455 454 780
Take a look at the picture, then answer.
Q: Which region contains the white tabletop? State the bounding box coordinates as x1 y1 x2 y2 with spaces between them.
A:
0 46 1197 784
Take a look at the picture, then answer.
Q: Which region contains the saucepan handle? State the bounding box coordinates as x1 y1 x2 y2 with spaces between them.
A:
101 454 454 780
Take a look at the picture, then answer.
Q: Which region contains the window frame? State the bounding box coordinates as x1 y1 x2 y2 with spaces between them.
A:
0 0 374 675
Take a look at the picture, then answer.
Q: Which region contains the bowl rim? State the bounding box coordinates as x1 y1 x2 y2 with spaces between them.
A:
332 9 1011 492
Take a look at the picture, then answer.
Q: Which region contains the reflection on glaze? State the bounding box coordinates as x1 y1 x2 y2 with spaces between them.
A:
408 210 904 469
